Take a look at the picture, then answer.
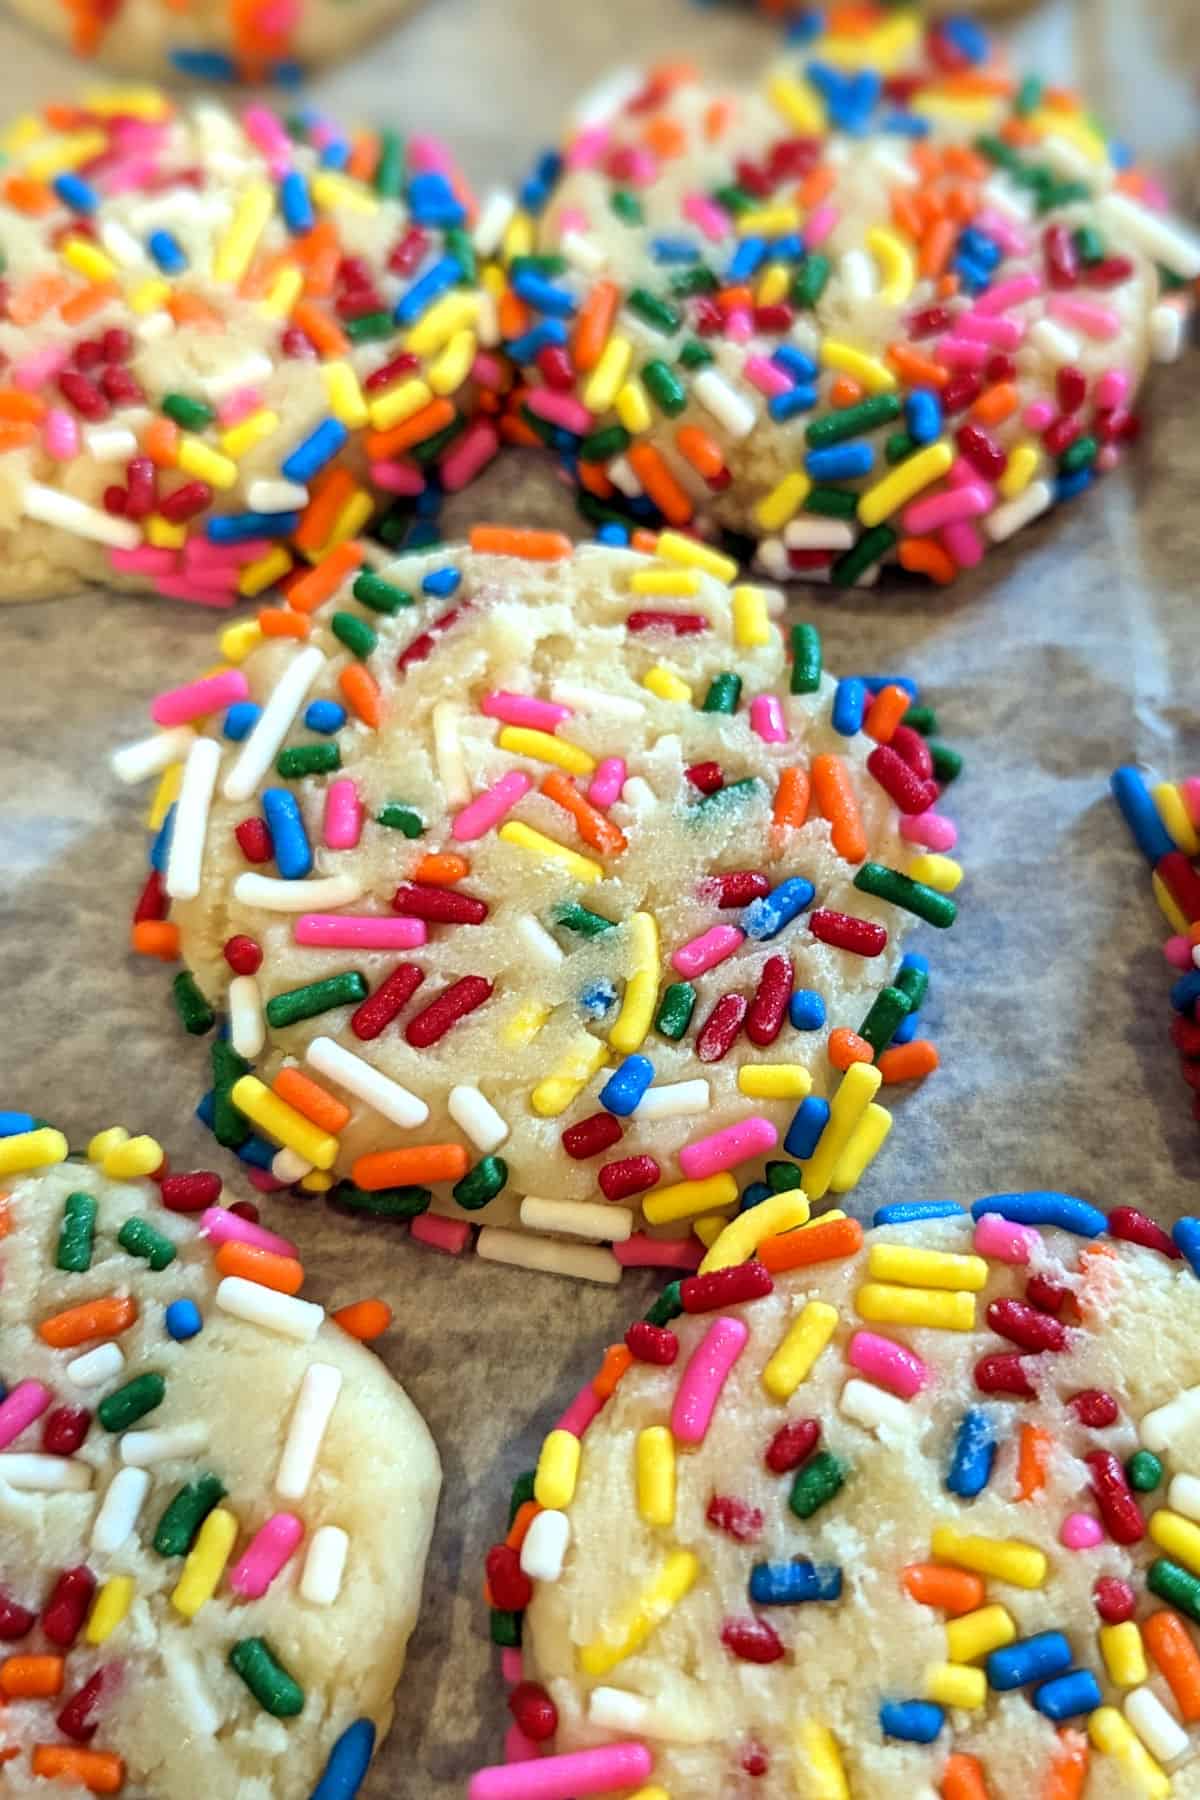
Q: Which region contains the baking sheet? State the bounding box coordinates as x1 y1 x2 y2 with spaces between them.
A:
1 0 1198 1791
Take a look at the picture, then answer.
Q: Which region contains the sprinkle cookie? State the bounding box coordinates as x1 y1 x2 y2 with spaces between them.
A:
114 531 964 1282
0 89 502 605
473 1194 1200 1799
0 1113 439 1798
500 8 1198 586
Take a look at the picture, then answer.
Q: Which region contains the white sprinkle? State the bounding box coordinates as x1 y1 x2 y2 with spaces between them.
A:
520 1197 634 1243
85 425 139 461
620 776 657 813
165 735 222 902
513 914 564 969
589 1688 650 1734
121 1422 210 1466
222 643 325 802
784 517 856 551
276 1363 343 1501
91 1466 150 1552
1167 1473 1200 1520
693 367 757 440
135 311 173 343
870 142 918 186
561 228 607 275
520 1508 570 1582
305 1034 429 1129
984 479 1053 544
1141 1387 1200 1455
755 538 790 582
1028 317 1080 364
300 1525 349 1605
475 286 501 350
1040 133 1096 183
200 350 276 402
840 248 877 301
476 1226 620 1285
433 702 471 808
472 189 517 259
0 1453 92 1492
981 174 1034 223
448 1084 509 1152
163 1645 221 1737
247 477 308 513
572 64 643 129
66 1342 126 1388
272 1147 313 1184
98 218 144 266
23 482 140 549
1099 191 1200 280
839 1377 911 1436
1125 1686 1190 1763
111 725 195 786
228 973 265 1059
232 871 362 912
216 1276 324 1340
607 455 643 499
635 1079 710 1121
550 680 645 721
1151 301 1186 364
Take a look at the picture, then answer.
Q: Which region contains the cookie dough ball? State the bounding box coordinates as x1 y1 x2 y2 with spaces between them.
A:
7 0 419 82
473 1193 1200 1799
114 533 965 1283
0 90 501 604
506 10 1198 587
0 1116 440 1798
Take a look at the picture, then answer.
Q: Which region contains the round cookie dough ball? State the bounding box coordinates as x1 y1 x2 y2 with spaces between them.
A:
505 12 1197 587
7 0 419 82
0 90 501 605
0 1116 440 1798
114 533 965 1284
473 1193 1200 1800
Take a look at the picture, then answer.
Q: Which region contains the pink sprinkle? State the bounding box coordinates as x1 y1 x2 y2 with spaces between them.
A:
749 694 788 745
410 1213 470 1255
1165 935 1195 971
671 923 744 978
323 779 362 851
441 417 500 492
847 1330 929 1399
946 459 992 499
184 537 274 568
468 1742 653 1800
525 388 594 436
935 336 989 370
613 1233 704 1271
228 1512 303 1598
1049 295 1121 341
940 520 984 570
1024 399 1055 432
956 312 1025 349
683 192 730 242
151 670 249 727
622 148 658 186
565 126 610 172
744 355 792 399
248 1170 287 1193
973 1213 1041 1265
504 1725 544 1765
973 208 1031 257
150 576 239 608
1095 445 1120 475
804 205 838 247
1141 176 1170 213
555 1382 604 1437
1094 368 1131 410
293 914 428 950
471 352 508 392
0 1381 52 1451
500 1649 524 1686
408 133 455 173
368 459 426 496
1181 777 1200 830
452 770 533 843
482 691 571 732
43 407 79 461
587 757 626 808
974 270 1043 315
671 1316 749 1447
725 308 753 343
679 1115 777 1182
215 388 265 427
202 1206 298 1260
1061 1513 1105 1550
243 104 292 165
902 483 990 536
556 208 589 236
109 546 177 577
14 345 68 391
900 811 957 852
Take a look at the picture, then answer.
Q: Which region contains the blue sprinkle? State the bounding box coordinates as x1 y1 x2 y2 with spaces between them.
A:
785 1096 829 1160
906 389 942 446
768 385 818 423
957 228 1002 269
968 1192 1107 1237
831 676 867 736
223 701 261 741
270 60 305 87
804 63 880 135
53 172 97 213
600 1054 655 1117
169 46 239 79
415 483 443 518
947 1408 996 1499
1173 1218 1200 1275
772 345 818 383
1110 766 1175 864
165 1298 203 1342
784 9 825 45
1110 139 1134 171
195 1090 216 1132
899 950 930 978
952 254 993 296
880 111 930 138
579 979 618 1020
404 520 442 550
879 1701 943 1744
740 1182 772 1212
149 804 175 875
749 1560 842 1604
942 15 991 64
0 1112 36 1137
207 511 301 545
237 1134 277 1171
727 237 767 283
1055 467 1094 504
395 255 463 326
519 151 562 214
596 522 629 546
280 170 315 235
262 788 313 881
771 232 805 263
304 700 347 735
1170 969 1200 1015
987 1632 1072 1692
1033 1668 1103 1722
147 229 187 275
743 877 815 941
891 1009 920 1046
407 172 466 229
319 140 351 171
511 269 577 319
854 675 918 700
789 989 826 1032
650 236 699 265
872 1201 965 1227
309 1718 376 1800
805 441 875 480
506 320 568 360
421 566 462 598
281 417 349 485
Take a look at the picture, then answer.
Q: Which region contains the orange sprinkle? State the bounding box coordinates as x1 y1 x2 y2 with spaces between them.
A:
877 1039 940 1083
572 278 619 375
365 397 455 462
810 753 867 863
1 176 55 216
627 444 693 526
272 1066 351 1134
887 343 949 391
1041 1729 1089 1800
772 765 810 831
0 388 44 422
828 1027 874 1071
143 417 180 468
411 853 469 886
675 424 725 481
944 70 1015 99
293 467 356 555
936 272 961 301
0 1198 11 1240
291 299 349 357
346 131 379 185
1016 1423 1052 1501
294 222 340 296
215 1241 304 1295
901 1563 985 1615
339 662 385 730
38 1296 137 1350
899 536 957 586
61 281 120 325
468 526 574 562
31 1747 124 1794
942 1753 989 1800
918 216 957 281
631 528 660 555
890 187 923 240
703 98 735 141
863 683 910 745
716 284 753 316
577 459 615 499
498 289 530 342
1143 1611 1200 1722
593 1343 633 1400
757 1215 864 1274
972 381 1019 427
130 920 181 961
944 143 990 182
500 411 542 450
169 291 222 331
332 1298 393 1341
1 1657 64 1699
505 1499 541 1553
829 375 864 409
642 116 687 161
352 1145 469 1190
0 422 36 452
798 165 835 209
539 770 628 856
258 607 310 639
9 272 71 325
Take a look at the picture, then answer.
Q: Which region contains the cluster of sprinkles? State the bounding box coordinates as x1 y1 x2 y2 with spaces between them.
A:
1112 766 1200 1136
0 1111 396 1798
494 5 1198 585
0 88 506 603
114 531 965 1280
40 0 389 85
472 1192 1200 1799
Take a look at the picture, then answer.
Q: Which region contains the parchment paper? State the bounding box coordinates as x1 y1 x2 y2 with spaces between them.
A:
1 0 1198 1791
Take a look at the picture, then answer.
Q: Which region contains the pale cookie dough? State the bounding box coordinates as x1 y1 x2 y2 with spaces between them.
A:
503 6 1198 586
0 1117 440 1798
473 1195 1200 1800
0 90 501 605
114 534 965 1283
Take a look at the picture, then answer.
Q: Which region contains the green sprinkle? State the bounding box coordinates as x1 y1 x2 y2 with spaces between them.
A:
374 130 403 198
790 622 822 695
929 742 963 784
858 986 912 1056
669 267 717 297
893 960 929 1012
709 183 753 216
1126 1450 1163 1492
885 431 917 465
644 1280 683 1327
118 1216 177 1271
677 339 714 370
445 227 476 284
56 1192 96 1273
509 1470 536 1524
509 254 566 278
695 777 761 814
903 703 937 736
628 288 682 334
490 1609 522 1648
353 570 413 613
265 972 368 1029
804 485 858 519
974 134 1023 173
1038 178 1091 214
642 359 687 417
330 611 377 659
792 254 830 308
610 189 643 225
453 1156 508 1211
161 392 214 431
229 1638 304 1718
172 970 214 1037
377 507 413 549
1073 224 1104 264
554 901 615 938
854 862 957 929
155 1474 226 1556
655 982 696 1041
766 1160 804 1193
1014 74 1043 116
330 1182 431 1219
376 804 424 838
702 671 742 714
577 491 634 530
1059 435 1098 474
806 393 901 448
211 1040 251 1149
831 525 897 588
788 1451 847 1520
276 742 340 779
344 310 394 343
580 423 632 463
411 415 466 464
98 1372 165 1433
1148 1559 1200 1624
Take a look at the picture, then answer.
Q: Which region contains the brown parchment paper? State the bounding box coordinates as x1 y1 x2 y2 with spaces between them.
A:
0 0 1198 1791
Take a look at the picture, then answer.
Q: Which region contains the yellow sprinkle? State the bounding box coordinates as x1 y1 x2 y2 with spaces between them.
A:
642 665 692 704
755 470 811 532
0 1127 69 1177
146 761 182 829
323 361 368 429
83 87 170 120
931 1526 1047 1590
177 436 238 491
502 211 534 262
999 441 1040 501
229 1075 339 1170
856 1283 975 1332
794 1722 849 1800
534 1428 581 1510
755 262 789 308
220 408 280 460
87 1126 128 1165
1089 1706 1169 1799
26 131 106 179
925 1661 986 1708
692 1214 729 1248
732 585 771 648
501 1000 550 1048
530 1034 609 1117
322 488 373 553
1154 782 1200 857
820 9 918 69
821 339 896 396
945 1604 1016 1663
610 913 659 1055
369 376 433 433
406 291 479 357
85 1576 134 1645
803 1209 847 1229
299 1170 333 1193
867 1244 988 1292
737 204 800 238
239 546 293 598
1099 1620 1148 1688
636 1426 676 1526
762 1299 838 1401
700 1189 810 1274
145 514 187 550
219 619 264 664
911 92 1001 125
1149 1508 1200 1576
629 567 701 597
583 335 633 414
828 1102 892 1194
311 171 378 215
738 1064 811 1101
0 115 43 155
428 328 476 397
764 70 825 134
857 440 954 527
628 1790 671 1800
128 277 171 315
616 377 652 435
802 1061 881 1201
578 1549 699 1676
259 265 304 320
102 1134 163 1180
1152 869 1189 935
908 852 962 894
655 531 737 584
499 820 603 885
1028 107 1106 162
497 725 596 777
171 1506 238 1619
643 1173 738 1227
213 181 273 286
60 235 117 284
865 227 915 305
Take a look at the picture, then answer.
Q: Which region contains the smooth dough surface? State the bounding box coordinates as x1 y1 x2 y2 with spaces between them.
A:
0 1148 440 1798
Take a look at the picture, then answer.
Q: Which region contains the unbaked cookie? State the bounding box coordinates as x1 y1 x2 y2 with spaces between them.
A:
473 1194 1200 1799
0 1112 440 1798
0 90 502 604
502 8 1198 586
113 531 965 1283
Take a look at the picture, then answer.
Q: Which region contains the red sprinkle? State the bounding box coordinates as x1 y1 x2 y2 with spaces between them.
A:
985 1298 1067 1353
234 816 273 863
1107 1206 1181 1259
974 1352 1038 1397
0 1588 35 1641
396 604 467 673
956 422 1006 481
685 761 724 795
681 1263 774 1313
485 1544 531 1613
222 934 263 976
624 1320 679 1364
364 351 420 393
123 456 156 520
1172 1017 1200 1058
696 992 748 1063
1025 1274 1071 1315
404 975 493 1048
720 1615 783 1663
764 1417 820 1474
889 724 934 781
701 871 770 908
627 610 709 635
42 1405 91 1456
908 304 952 339
1043 413 1084 457
1044 223 1080 289
58 367 109 420
598 1154 660 1201
392 881 488 925
562 1112 625 1161
808 909 888 957
746 955 793 1047
1056 366 1087 413
1093 1576 1137 1625
985 351 1016 384
228 1199 260 1224
42 1566 96 1649
350 963 424 1041
57 1669 107 1744
535 344 575 391
942 369 983 414
132 867 167 924
741 1740 771 1778
508 1681 558 1743
1083 255 1134 288
159 1170 222 1214
1071 1389 1120 1429
867 744 938 815
159 479 212 523
1086 1450 1145 1545
707 1496 765 1543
